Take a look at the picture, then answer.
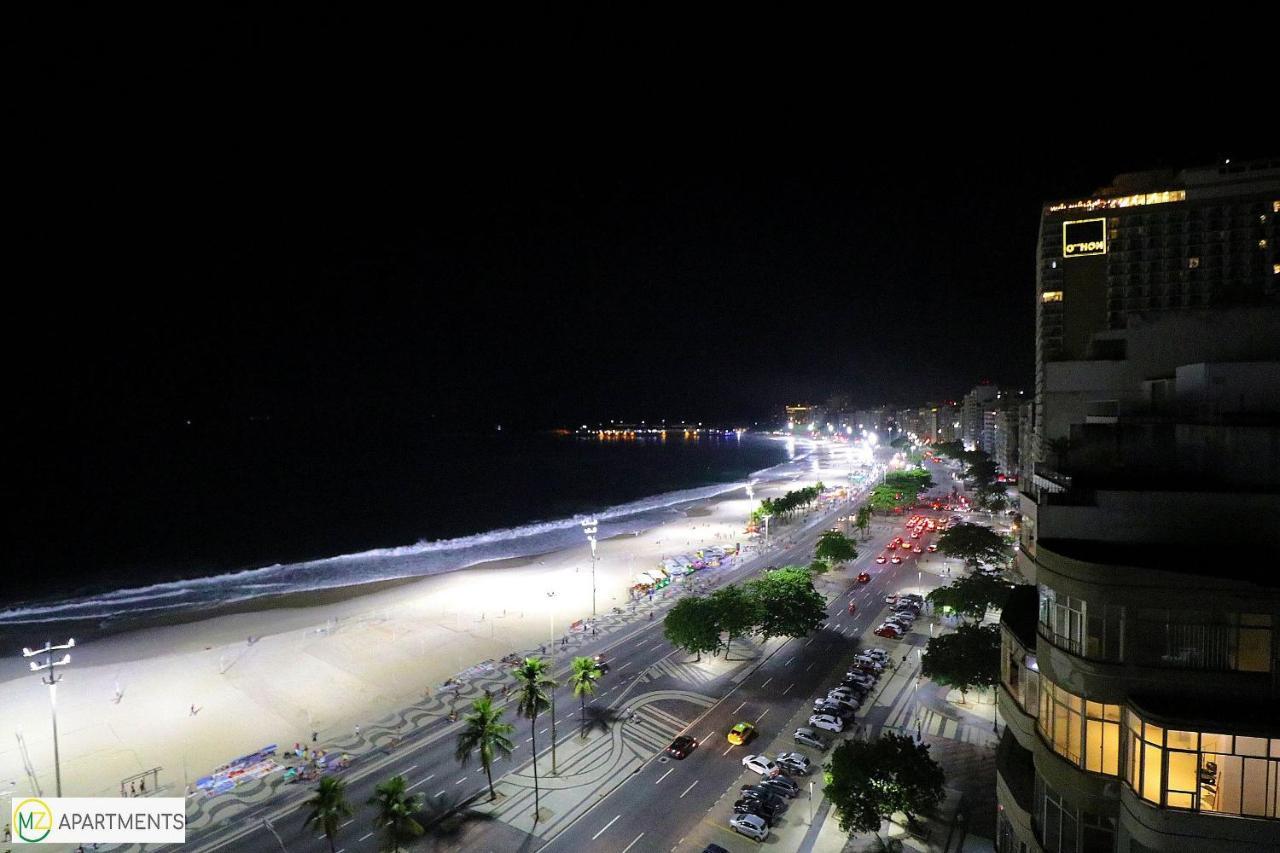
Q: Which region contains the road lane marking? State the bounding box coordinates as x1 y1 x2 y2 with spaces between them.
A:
760 677 773 688
407 777 429 791
592 814 622 841
456 776 467 784
755 708 770 722
621 832 646 853
783 682 794 695
435 790 446 797
618 661 633 671
732 701 746 714
359 832 373 841
805 638 815 647
722 745 734 756
656 767 674 784
704 730 715 741
806 662 815 671
680 779 699 797
784 656 794 666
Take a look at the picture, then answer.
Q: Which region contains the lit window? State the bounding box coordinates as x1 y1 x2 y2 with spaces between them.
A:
1042 291 1064 303
1188 257 1200 269
1274 201 1280 213
1273 263 1280 275
1261 239 1270 249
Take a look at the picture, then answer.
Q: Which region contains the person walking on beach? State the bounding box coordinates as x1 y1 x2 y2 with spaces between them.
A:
139 778 146 794
354 724 361 738
130 782 136 796
312 730 318 743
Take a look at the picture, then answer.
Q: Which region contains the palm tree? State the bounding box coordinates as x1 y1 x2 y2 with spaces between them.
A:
303 777 353 853
455 696 515 801
367 774 424 853
569 656 602 730
512 656 555 821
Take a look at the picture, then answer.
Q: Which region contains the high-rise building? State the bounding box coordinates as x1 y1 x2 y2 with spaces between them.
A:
939 402 960 443
962 382 1000 449
992 396 1022 480
998 158 1280 853
1032 157 1280 470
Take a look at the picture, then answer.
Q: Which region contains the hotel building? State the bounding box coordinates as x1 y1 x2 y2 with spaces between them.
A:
998 159 1280 852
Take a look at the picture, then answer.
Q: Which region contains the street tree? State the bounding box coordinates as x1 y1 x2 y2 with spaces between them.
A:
710 584 760 661
663 596 722 662
925 574 1017 620
921 623 1001 703
825 733 945 837
454 695 515 801
855 504 872 540
937 522 1009 569
512 657 555 820
368 775 425 853
815 529 858 567
304 777 353 853
569 656 603 726
747 567 827 641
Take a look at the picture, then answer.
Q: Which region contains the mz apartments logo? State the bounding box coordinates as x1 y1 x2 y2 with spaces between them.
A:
13 798 53 843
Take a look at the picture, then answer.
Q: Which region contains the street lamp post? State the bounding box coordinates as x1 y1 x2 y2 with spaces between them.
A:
581 518 599 618
546 590 558 775
23 638 75 797
761 513 772 549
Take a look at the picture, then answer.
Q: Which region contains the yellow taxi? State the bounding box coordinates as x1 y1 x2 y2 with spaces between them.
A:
727 722 756 745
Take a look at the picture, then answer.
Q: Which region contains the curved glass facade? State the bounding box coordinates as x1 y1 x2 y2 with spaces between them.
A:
1126 711 1280 819
1036 677 1122 776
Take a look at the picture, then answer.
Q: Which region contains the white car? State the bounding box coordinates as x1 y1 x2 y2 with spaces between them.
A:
822 697 860 715
862 648 891 661
741 754 780 777
808 713 845 732
730 813 770 841
827 687 859 703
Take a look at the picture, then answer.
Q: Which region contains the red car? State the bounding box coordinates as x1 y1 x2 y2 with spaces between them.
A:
857 572 871 584
874 623 904 639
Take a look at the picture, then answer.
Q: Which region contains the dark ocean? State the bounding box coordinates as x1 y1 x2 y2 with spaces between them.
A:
2 425 795 626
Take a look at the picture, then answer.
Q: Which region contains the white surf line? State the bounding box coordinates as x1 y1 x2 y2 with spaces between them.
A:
621 832 646 853
656 767 675 784
592 814 622 841
680 779 699 798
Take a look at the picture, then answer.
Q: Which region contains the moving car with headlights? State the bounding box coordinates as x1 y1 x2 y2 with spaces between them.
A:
727 721 755 745
666 735 698 759
857 571 871 583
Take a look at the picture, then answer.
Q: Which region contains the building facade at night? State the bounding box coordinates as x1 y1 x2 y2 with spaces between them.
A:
998 159 1280 853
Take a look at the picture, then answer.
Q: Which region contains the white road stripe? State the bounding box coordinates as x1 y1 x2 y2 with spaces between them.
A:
784 657 794 666
755 708 770 723
359 832 374 841
760 677 773 688
592 814 622 841
680 780 699 797
656 767 674 784
783 682 794 695
406 777 429 791
621 832 646 853
732 701 746 714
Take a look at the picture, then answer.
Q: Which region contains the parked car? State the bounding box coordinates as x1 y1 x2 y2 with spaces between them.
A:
738 787 787 810
808 713 844 732
875 623 905 639
861 647 891 661
733 797 781 825
814 702 854 721
827 687 860 702
729 813 769 841
776 752 813 775
752 775 800 798
741 754 780 776
793 727 828 750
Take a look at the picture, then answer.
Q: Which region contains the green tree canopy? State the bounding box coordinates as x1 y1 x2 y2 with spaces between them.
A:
921 623 1001 702
747 567 828 641
855 504 872 540
304 777 354 853
925 574 1017 620
933 440 965 460
455 696 515 801
815 529 858 565
663 596 722 662
368 775 425 853
937 522 1009 567
710 584 761 661
825 733 946 834
569 656 603 724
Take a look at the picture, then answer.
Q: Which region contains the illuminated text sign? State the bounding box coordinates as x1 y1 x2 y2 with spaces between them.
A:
1063 219 1107 258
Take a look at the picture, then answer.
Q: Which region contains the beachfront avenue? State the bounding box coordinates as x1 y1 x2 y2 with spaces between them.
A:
108 450 967 853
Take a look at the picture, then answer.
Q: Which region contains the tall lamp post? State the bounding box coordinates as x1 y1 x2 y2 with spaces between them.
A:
23 638 75 797
546 590 558 775
581 518 598 617
761 513 772 549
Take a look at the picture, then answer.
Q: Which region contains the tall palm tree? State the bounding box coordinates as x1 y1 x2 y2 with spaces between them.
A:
303 776 353 853
367 774 424 853
512 656 555 821
455 696 515 801
569 656 602 730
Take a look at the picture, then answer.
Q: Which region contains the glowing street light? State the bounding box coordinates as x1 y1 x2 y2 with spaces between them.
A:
23 638 75 797
581 517 599 617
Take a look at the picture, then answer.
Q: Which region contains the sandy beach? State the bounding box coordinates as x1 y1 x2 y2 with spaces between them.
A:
0 439 862 803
